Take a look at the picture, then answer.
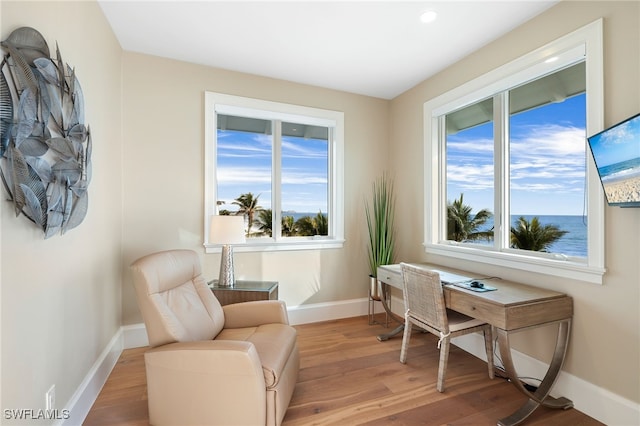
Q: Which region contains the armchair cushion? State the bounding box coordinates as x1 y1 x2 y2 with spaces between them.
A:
223 300 290 328
218 323 297 388
131 249 225 347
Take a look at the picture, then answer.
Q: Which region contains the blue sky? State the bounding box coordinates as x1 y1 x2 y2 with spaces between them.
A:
587 114 640 168
217 93 588 217
216 130 328 213
447 93 587 216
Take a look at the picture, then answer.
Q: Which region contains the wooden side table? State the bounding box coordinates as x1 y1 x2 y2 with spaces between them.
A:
208 280 279 306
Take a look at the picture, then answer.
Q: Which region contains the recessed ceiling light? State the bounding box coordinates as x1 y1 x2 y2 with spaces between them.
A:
420 10 438 24
545 56 559 63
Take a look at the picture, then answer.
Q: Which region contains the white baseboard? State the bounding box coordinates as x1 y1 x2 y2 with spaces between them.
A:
59 329 123 426
70 298 638 426
122 323 149 348
286 297 369 325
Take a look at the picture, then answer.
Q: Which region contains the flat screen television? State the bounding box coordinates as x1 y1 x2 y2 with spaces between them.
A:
587 113 640 207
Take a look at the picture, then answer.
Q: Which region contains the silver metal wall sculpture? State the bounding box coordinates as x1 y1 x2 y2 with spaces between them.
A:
0 27 91 238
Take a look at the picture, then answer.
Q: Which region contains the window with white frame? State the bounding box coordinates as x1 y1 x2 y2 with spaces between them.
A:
424 20 605 284
204 92 344 252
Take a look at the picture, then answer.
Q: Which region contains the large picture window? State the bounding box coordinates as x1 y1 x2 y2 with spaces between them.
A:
205 93 344 252
424 20 605 283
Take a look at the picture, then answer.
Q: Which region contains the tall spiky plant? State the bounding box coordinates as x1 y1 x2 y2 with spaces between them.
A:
365 174 396 277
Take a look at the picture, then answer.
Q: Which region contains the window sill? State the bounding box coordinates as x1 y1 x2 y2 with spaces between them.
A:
205 239 345 254
424 243 605 285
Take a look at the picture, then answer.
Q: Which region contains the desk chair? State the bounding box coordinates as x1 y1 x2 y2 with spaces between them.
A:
399 263 494 392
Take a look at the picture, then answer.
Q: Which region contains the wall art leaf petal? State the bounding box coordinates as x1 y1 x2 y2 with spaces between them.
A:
9 144 29 216
52 159 81 186
19 135 48 157
55 43 65 105
46 180 64 212
0 70 13 156
68 65 85 126
34 57 59 85
61 179 73 228
36 76 52 130
62 191 87 233
45 209 63 239
16 86 37 146
68 123 87 145
46 137 76 161
20 183 44 228
26 156 52 184
3 44 38 95
1 27 49 65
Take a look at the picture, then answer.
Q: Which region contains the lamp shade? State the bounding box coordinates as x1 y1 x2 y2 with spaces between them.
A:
209 215 246 244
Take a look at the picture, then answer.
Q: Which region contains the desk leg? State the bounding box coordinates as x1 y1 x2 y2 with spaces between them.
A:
496 319 573 426
376 283 405 342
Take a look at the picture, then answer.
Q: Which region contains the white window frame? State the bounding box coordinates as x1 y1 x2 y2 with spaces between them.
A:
423 20 605 284
204 92 345 253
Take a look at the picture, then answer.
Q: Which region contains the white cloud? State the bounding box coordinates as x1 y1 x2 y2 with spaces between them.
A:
281 140 327 159
448 124 586 194
217 167 271 184
282 172 327 185
217 133 272 158
600 120 633 146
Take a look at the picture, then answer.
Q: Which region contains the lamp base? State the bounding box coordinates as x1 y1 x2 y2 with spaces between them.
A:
218 244 235 287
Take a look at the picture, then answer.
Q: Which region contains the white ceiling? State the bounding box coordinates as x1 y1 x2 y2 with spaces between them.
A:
98 1 558 100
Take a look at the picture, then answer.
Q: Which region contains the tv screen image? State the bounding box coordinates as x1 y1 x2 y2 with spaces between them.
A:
587 113 640 207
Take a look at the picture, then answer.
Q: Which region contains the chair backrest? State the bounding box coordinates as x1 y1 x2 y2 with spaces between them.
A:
400 263 449 333
131 249 226 347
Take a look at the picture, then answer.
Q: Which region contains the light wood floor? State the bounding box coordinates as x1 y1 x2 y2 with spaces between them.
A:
84 315 603 426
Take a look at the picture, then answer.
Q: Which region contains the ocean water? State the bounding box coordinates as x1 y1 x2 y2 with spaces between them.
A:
599 157 640 183
287 212 588 258
476 215 588 257
533 215 587 257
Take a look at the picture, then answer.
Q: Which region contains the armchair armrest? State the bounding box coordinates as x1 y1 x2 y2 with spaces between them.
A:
223 299 290 328
144 340 266 425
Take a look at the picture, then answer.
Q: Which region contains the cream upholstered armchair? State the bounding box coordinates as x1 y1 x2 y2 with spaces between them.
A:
130 249 299 426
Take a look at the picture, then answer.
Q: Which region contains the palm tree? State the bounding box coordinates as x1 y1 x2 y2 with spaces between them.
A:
447 193 493 242
510 216 568 252
293 211 327 236
314 211 328 235
255 209 273 237
282 215 296 236
294 216 316 236
231 192 263 236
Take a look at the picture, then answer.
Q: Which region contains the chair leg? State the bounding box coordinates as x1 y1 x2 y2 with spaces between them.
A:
484 326 495 380
399 318 412 363
437 337 450 393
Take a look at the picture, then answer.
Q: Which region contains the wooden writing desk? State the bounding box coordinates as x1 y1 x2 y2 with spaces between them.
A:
377 263 573 426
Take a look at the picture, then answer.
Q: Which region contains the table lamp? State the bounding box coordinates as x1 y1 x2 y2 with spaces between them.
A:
209 215 246 287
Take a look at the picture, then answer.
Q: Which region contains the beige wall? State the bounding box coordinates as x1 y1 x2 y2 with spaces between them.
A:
0 0 123 421
390 1 640 404
120 53 389 325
